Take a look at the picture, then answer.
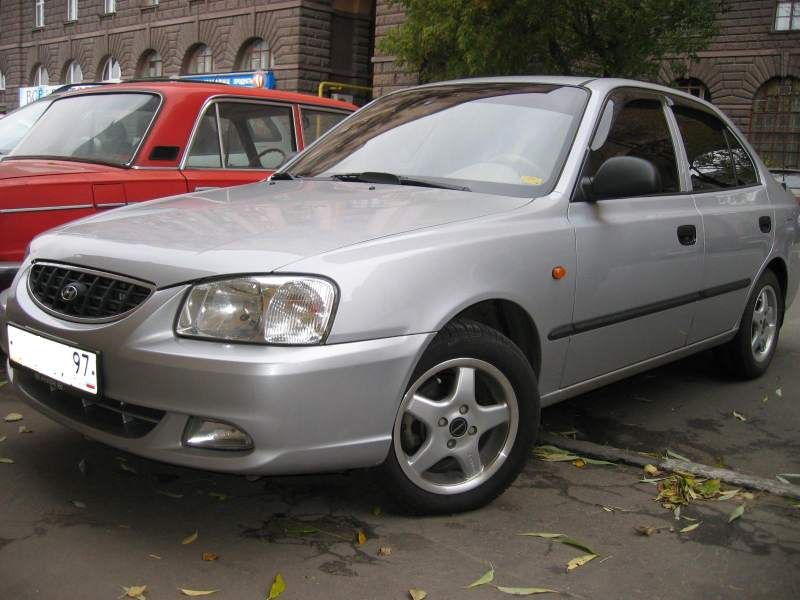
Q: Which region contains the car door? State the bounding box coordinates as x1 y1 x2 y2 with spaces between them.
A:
668 101 774 343
561 90 704 386
181 100 297 191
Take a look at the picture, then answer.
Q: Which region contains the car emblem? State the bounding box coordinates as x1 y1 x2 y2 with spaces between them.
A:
449 417 469 438
60 283 81 302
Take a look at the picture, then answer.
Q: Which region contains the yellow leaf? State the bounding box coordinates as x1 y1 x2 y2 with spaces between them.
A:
0 457 14 464
466 565 494 588
356 529 367 545
497 587 559 596
409 590 427 600
643 464 659 476
377 546 392 556
120 585 147 600
267 573 285 600
566 554 597 571
679 522 701 533
180 589 219 597
728 504 745 523
182 531 199 545
18 425 33 433
572 458 586 468
3 412 23 422
202 552 219 561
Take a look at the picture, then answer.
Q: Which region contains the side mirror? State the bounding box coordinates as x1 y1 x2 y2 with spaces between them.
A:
583 156 662 201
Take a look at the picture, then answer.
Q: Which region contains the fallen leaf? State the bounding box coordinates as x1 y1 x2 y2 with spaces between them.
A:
740 491 755 501
0 457 14 464
120 585 147 600
533 445 613 465
18 425 33 433
776 475 790 485
409 590 427 600
267 573 285 600
679 522 701 533
3 412 22 422
149 554 162 560
70 500 86 509
728 504 745 523
732 410 747 422
776 388 783 397
377 546 392 556
643 464 660 476
600 505 631 513
466 565 495 588
119 462 138 475
717 489 741 501
762 396 769 403
572 458 586 468
182 531 199 545
788 499 800 509
520 533 594 555
566 554 597 571
356 529 367 545
202 552 219 561
666 449 691 462
496 587 558 596
179 589 218 597
520 532 565 539
0 436 6 443
156 489 184 499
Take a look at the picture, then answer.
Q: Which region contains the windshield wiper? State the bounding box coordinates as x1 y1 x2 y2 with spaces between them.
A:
331 171 470 192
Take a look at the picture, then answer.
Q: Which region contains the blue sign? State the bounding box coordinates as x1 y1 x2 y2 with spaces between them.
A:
181 70 276 89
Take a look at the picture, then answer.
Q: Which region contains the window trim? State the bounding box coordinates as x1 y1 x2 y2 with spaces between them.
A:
180 96 299 171
667 95 763 195
571 87 686 202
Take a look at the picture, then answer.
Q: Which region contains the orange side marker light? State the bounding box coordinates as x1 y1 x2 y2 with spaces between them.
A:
552 266 567 280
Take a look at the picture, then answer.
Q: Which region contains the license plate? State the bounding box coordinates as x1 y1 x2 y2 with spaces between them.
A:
7 325 99 395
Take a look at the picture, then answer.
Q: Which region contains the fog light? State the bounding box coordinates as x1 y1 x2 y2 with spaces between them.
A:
183 418 253 451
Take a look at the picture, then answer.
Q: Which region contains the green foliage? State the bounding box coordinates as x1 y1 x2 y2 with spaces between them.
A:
381 0 721 82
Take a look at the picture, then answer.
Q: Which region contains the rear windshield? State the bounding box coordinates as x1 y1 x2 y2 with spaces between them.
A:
0 99 52 155
287 83 589 197
11 93 160 165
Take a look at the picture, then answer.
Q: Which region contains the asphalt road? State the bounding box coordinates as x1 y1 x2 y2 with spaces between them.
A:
1 303 799 599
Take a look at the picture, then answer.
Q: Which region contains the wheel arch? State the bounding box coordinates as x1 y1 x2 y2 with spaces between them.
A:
443 298 542 378
765 256 788 304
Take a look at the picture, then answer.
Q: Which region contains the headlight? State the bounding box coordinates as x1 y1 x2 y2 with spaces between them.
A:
176 276 337 345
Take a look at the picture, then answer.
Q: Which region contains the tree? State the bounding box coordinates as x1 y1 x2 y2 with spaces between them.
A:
380 0 722 82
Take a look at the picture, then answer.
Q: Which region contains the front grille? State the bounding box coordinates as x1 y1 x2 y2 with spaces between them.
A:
16 369 164 438
29 263 153 321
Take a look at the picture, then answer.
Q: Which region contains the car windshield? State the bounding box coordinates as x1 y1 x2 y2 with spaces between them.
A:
11 93 160 166
287 83 589 197
0 99 52 155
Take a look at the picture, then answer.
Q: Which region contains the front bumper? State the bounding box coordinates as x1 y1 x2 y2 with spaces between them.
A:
0 262 20 292
0 272 432 475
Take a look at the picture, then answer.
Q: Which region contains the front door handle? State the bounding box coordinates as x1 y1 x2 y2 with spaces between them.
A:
759 215 772 233
677 224 697 246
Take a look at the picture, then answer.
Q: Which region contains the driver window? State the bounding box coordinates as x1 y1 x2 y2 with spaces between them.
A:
586 96 680 194
217 102 295 170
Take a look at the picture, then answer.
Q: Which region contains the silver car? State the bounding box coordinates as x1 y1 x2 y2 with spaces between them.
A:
2 77 799 513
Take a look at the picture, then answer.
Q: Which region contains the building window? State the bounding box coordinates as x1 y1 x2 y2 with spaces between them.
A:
146 0 159 5
240 39 271 71
101 56 121 81
34 65 49 86
140 50 162 78
0 70 5 91
751 77 800 169
104 0 115 13
67 0 78 21
65 60 83 84
34 0 45 27
189 44 214 74
673 78 711 102
775 1 800 30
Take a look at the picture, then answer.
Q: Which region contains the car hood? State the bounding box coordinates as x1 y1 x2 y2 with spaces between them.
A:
0 158 114 180
30 179 530 287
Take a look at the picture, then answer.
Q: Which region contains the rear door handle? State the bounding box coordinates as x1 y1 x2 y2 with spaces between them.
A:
677 224 697 246
759 215 771 233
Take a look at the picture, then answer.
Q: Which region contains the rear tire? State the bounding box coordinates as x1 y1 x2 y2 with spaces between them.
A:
720 270 783 379
382 319 539 514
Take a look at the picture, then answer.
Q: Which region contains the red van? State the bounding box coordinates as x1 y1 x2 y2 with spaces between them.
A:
0 81 355 288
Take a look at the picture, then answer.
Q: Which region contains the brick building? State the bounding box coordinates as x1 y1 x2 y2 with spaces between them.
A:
0 0 374 111
371 0 800 169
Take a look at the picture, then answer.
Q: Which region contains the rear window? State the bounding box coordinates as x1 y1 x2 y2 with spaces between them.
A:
671 105 737 190
11 93 160 165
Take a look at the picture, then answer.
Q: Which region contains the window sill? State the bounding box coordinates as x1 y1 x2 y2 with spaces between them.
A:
100 11 116 18
141 6 158 13
32 26 45 32
770 27 800 33
64 19 78 25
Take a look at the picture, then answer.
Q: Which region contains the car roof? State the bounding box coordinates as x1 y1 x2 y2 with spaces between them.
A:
56 80 358 111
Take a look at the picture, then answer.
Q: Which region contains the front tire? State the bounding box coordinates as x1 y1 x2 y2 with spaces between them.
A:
383 319 539 514
720 269 783 379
